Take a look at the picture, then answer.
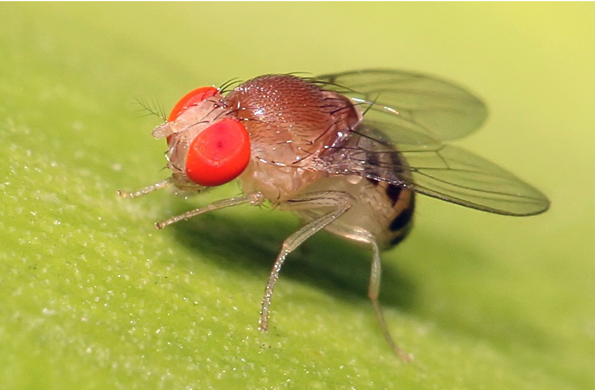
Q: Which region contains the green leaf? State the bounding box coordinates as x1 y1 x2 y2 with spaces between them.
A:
1 3 593 389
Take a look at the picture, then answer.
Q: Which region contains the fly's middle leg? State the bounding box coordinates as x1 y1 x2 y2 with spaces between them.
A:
258 191 353 333
155 192 265 229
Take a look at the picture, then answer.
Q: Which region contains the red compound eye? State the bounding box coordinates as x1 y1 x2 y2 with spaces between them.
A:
185 118 251 187
168 86 218 122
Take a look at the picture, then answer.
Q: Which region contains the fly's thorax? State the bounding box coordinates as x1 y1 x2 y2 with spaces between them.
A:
237 160 326 202
226 74 361 201
226 75 360 167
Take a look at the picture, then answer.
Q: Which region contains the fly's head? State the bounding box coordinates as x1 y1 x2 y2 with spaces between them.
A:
152 87 251 191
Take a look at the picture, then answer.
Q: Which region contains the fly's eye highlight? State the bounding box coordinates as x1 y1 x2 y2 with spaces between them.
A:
185 118 251 187
168 86 219 122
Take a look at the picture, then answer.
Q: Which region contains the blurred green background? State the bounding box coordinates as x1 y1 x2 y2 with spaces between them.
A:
1 3 593 389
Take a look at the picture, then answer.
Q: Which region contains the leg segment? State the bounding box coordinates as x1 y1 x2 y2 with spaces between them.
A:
259 191 353 332
156 192 265 229
333 228 411 361
117 178 172 198
367 239 411 362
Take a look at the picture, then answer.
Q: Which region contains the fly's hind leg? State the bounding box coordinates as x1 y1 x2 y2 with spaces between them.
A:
354 231 411 362
258 191 353 333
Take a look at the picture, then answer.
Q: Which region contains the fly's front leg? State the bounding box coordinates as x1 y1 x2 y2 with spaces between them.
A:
119 177 265 228
259 191 353 333
117 178 172 199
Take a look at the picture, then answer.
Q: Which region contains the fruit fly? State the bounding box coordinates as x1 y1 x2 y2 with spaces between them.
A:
118 70 550 361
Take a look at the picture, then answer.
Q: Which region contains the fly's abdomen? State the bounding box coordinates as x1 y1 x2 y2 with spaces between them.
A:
290 173 415 249
373 180 415 247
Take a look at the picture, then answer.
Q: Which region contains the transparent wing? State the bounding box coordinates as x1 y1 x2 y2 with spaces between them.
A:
314 69 488 141
316 121 550 216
